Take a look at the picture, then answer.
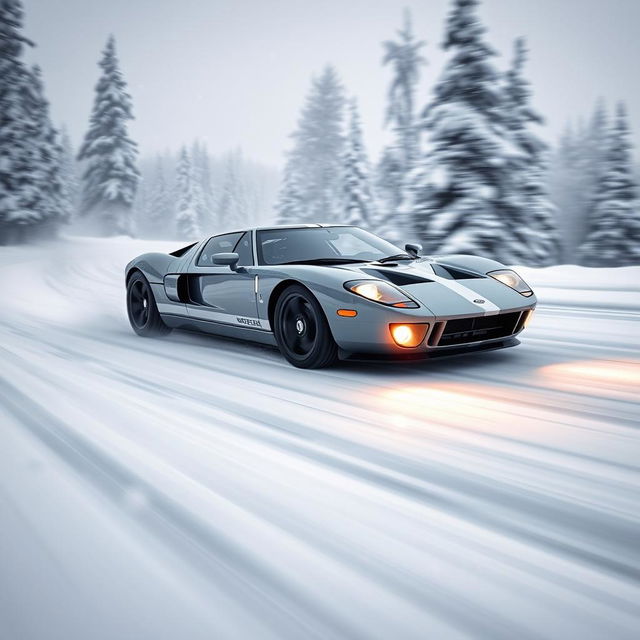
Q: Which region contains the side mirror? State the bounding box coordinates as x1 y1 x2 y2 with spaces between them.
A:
405 243 422 257
211 252 240 271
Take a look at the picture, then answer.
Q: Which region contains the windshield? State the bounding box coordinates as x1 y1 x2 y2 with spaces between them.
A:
257 226 404 266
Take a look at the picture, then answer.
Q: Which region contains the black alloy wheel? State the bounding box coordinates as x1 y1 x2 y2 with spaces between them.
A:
126 272 171 337
274 284 338 369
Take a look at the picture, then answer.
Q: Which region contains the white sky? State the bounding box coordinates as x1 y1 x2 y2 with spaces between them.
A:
24 0 640 168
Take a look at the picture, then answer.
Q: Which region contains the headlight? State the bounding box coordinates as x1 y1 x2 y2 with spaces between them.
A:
488 269 533 297
344 280 419 308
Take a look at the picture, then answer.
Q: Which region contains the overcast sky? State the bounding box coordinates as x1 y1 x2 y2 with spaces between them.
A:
23 0 640 168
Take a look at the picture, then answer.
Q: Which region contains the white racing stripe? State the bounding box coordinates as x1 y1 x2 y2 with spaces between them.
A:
423 271 501 316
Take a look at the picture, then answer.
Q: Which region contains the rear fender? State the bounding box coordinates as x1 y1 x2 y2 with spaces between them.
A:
125 253 178 285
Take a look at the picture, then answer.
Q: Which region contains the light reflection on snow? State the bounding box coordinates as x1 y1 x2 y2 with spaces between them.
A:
376 384 519 429
538 359 640 398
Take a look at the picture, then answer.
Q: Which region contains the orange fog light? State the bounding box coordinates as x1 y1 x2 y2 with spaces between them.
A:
337 309 357 317
390 323 429 348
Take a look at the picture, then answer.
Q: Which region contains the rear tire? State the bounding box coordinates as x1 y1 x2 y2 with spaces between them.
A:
274 284 338 369
126 272 171 337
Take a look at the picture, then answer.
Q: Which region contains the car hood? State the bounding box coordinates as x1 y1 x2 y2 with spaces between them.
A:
338 259 534 317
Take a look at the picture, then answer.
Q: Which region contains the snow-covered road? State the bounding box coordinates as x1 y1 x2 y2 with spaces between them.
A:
1 238 639 640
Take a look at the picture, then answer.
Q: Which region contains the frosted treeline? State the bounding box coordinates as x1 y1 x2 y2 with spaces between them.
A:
0 0 276 245
135 145 278 240
1 0 639 266
276 0 640 267
551 101 640 266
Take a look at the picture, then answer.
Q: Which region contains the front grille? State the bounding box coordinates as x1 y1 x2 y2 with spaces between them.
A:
437 312 521 347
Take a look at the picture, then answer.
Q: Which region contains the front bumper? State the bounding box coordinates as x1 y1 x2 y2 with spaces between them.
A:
329 302 534 356
339 336 521 362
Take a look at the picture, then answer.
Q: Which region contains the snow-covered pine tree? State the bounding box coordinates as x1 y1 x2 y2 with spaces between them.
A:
376 149 403 230
580 103 640 266
276 66 345 223
406 0 511 258
142 157 172 238
275 158 304 224
58 126 79 223
190 140 216 234
585 99 609 214
502 38 558 266
218 151 248 230
550 124 586 262
342 99 375 228
378 9 426 236
28 65 68 238
77 35 139 236
174 147 202 240
0 0 42 244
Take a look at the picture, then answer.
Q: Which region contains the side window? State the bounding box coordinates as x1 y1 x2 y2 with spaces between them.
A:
197 233 243 266
233 232 253 266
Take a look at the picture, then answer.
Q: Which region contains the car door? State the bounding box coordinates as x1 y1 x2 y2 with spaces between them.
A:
185 231 262 328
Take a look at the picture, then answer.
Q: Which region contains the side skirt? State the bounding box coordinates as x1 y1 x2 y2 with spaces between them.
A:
161 314 278 347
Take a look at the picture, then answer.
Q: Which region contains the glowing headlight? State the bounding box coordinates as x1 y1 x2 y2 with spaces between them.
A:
488 269 533 297
344 280 419 308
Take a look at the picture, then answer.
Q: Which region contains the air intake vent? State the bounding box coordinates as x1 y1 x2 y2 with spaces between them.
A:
431 264 482 280
169 242 197 258
437 312 520 346
361 269 433 286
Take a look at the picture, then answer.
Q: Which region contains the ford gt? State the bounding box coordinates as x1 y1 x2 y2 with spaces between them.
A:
125 224 536 368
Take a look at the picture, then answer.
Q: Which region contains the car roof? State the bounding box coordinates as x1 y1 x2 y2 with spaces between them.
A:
253 223 352 231
202 223 353 237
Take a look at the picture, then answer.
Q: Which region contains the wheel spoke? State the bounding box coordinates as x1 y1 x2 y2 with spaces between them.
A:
282 312 298 343
293 335 305 353
283 306 296 325
298 333 313 352
290 297 305 317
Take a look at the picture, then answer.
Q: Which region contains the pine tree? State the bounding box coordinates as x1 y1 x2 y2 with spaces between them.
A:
550 125 582 262
502 38 558 265
376 149 403 231
145 157 173 238
342 99 375 228
0 0 41 244
406 0 511 258
585 100 609 215
379 9 426 234
218 151 248 230
174 147 202 239
191 140 216 233
28 65 68 237
276 66 345 223
77 35 139 236
580 103 640 266
58 126 79 223
275 158 304 224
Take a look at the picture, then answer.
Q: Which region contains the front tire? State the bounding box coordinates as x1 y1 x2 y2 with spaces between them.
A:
126 272 171 337
274 284 338 369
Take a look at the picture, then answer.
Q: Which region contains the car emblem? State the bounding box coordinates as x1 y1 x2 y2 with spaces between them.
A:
474 298 485 304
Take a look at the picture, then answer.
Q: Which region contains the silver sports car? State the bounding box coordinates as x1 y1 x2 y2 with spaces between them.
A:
125 224 536 368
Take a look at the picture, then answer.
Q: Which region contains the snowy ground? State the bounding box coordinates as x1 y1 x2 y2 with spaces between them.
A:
0 237 639 640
